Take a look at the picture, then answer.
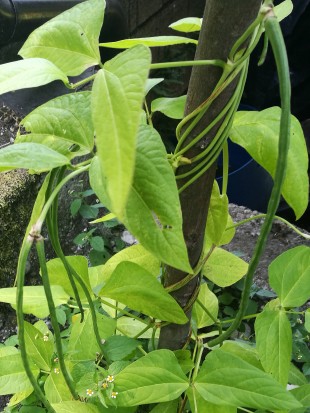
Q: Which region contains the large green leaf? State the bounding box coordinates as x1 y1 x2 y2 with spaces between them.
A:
194 348 301 410
0 285 69 318
187 386 236 413
269 246 310 307
44 371 72 404
92 45 151 217
52 401 102 413
230 108 309 219
290 384 310 412
46 256 92 301
89 244 160 293
255 306 292 386
0 350 39 395
192 283 218 328
0 142 70 172
16 92 94 158
100 36 197 48
0 58 68 95
90 125 191 273
100 262 187 324
24 321 54 372
150 400 179 413
19 0 105 76
68 310 115 361
114 350 189 406
202 247 248 287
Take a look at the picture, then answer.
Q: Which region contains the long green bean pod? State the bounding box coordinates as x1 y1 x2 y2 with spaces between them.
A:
46 167 84 320
208 10 291 347
17 237 55 412
36 237 78 399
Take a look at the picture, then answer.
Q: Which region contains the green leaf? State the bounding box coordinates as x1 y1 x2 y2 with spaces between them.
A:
46 256 92 301
52 401 102 413
92 45 151 218
7 389 33 407
150 399 179 413
103 336 140 362
16 92 94 159
151 96 186 119
100 262 187 324
192 283 218 328
288 363 309 386
145 78 164 95
230 108 309 219
305 309 310 333
290 384 310 411
44 371 72 404
221 341 262 370
0 285 69 318
68 310 115 361
0 351 39 395
202 247 248 287
204 181 230 247
169 17 202 33
194 348 301 410
269 246 310 307
0 58 68 94
90 212 116 224
0 142 70 172
174 350 194 375
187 386 236 413
24 321 54 371
274 0 293 23
19 0 105 76
116 317 159 339
100 36 197 48
90 236 105 252
114 350 189 406
90 125 191 273
255 307 292 386
89 244 160 292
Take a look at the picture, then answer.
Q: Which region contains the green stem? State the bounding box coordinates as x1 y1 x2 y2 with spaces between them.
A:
36 238 78 399
221 140 229 195
67 73 97 89
196 298 220 326
16 239 55 412
133 322 154 339
100 298 150 324
208 11 291 347
36 165 90 232
227 214 310 240
229 13 263 61
150 59 227 71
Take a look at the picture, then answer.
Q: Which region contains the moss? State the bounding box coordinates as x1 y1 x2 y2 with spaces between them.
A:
0 169 39 287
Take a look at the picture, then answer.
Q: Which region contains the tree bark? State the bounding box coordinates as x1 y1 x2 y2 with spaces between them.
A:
158 0 262 350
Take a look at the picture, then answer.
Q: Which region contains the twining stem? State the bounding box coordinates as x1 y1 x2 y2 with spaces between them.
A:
46 168 84 319
36 165 90 232
36 237 78 399
16 238 55 413
208 11 291 347
150 59 227 71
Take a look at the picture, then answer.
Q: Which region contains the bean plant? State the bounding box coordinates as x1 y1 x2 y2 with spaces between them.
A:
0 0 309 412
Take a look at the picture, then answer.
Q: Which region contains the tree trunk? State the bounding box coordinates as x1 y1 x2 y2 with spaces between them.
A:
158 0 262 350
